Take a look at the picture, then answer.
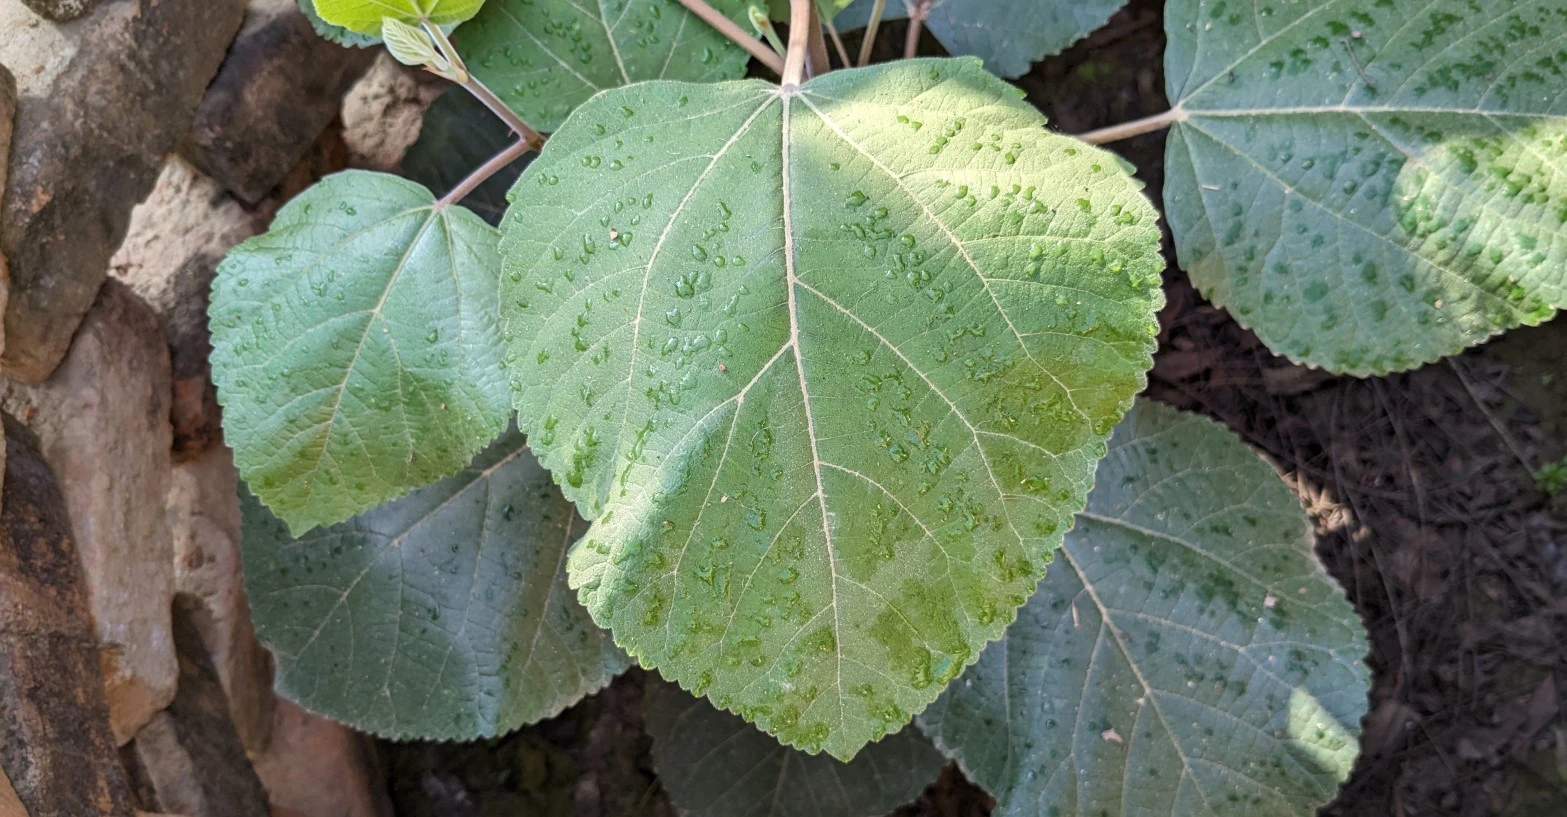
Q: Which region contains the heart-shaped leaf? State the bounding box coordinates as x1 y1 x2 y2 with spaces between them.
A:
240 428 630 740
920 401 1370 816
459 0 755 132
835 0 1129 78
1164 0 1567 375
210 171 510 533
497 58 1164 759
645 678 945 817
313 0 485 35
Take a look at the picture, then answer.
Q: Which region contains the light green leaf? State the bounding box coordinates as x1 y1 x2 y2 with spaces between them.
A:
920 401 1370 817
240 427 630 740
313 0 485 35
402 88 533 224
645 678 945 817
835 0 1128 78
210 171 511 533
497 58 1164 760
1164 0 1567 375
458 0 755 133
298 0 381 46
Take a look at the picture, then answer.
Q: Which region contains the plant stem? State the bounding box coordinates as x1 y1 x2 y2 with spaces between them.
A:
439 139 532 206
805 1 830 78
857 0 886 66
677 0 785 75
462 77 545 148
904 0 929 59
822 9 851 67
1077 108 1186 145
782 0 812 85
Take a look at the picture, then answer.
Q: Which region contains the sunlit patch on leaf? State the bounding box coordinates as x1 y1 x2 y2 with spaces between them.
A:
311 0 485 35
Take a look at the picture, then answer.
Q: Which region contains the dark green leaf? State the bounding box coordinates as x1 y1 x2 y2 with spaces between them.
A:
921 401 1370 816
241 428 630 739
1164 0 1567 374
645 679 944 817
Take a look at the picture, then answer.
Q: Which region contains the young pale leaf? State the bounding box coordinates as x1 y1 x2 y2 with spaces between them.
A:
1164 0 1567 375
498 58 1165 760
381 16 443 69
921 401 1370 817
402 89 532 225
458 0 754 132
298 0 381 46
240 428 631 740
645 678 945 817
210 171 510 533
835 0 1128 78
313 0 485 35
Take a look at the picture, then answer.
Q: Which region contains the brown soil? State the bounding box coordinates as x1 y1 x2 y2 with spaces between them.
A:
380 4 1567 815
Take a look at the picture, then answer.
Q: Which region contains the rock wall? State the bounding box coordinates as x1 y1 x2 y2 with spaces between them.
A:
0 1 430 813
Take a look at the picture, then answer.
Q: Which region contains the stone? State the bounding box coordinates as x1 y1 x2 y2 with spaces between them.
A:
0 0 248 382
0 65 13 365
110 158 259 459
124 603 270 817
0 281 177 745
251 700 393 817
19 0 95 20
168 445 275 753
0 414 136 817
182 0 375 204
341 53 445 172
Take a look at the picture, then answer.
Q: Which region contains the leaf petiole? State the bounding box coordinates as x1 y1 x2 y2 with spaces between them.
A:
858 0 886 66
1076 107 1187 145
903 0 930 59
676 0 786 75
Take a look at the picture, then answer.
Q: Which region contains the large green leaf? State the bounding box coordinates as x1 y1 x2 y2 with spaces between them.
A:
402 88 533 225
240 428 630 740
920 401 1370 816
1164 0 1567 375
298 0 381 47
210 171 510 533
458 0 754 133
835 0 1128 78
314 0 486 35
645 678 945 817
497 58 1164 759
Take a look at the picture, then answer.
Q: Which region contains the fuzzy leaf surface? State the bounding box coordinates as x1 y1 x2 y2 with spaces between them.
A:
498 59 1164 759
313 0 485 34
645 679 944 817
921 401 1370 816
1165 0 1567 374
459 0 755 132
210 171 510 533
836 0 1128 78
240 428 630 740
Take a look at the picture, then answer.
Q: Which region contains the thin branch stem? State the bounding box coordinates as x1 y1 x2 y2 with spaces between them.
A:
461 77 544 148
439 139 532 206
857 0 886 66
904 0 928 59
822 10 851 67
1077 108 1186 145
677 0 785 75
782 0 812 85
805 1 830 78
